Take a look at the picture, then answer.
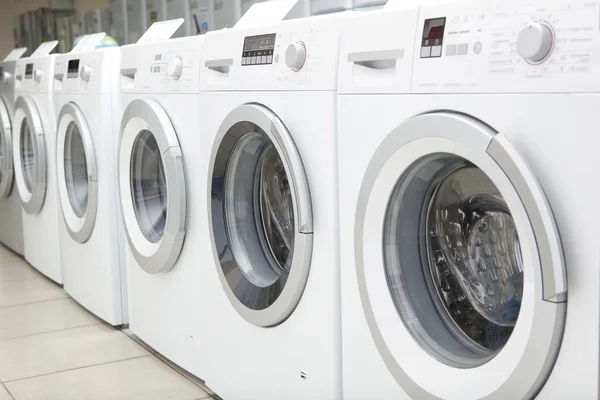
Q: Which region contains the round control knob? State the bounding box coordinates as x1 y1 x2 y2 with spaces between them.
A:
33 68 43 83
168 56 183 80
285 42 306 71
2 71 12 83
517 22 554 63
79 65 91 82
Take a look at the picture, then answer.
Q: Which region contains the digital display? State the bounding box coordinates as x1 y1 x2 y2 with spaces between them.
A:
420 18 446 58
67 59 80 79
241 33 276 66
25 63 33 79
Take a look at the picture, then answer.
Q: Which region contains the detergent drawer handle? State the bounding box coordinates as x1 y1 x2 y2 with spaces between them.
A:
205 58 233 74
348 49 404 70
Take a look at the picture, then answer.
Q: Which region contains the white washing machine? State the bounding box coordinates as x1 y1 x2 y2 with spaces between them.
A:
117 29 207 376
53 42 127 325
0 48 27 256
198 13 344 399
127 0 149 44
338 0 599 398
12 41 63 284
109 0 129 45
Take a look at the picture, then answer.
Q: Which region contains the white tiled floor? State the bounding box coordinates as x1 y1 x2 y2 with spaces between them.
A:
0 245 216 400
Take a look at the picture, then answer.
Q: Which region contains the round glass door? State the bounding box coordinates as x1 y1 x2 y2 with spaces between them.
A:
210 104 313 327
355 112 567 399
56 103 98 243
20 122 35 192
130 130 167 243
64 123 89 217
12 96 46 214
384 155 523 367
118 98 186 274
0 97 14 198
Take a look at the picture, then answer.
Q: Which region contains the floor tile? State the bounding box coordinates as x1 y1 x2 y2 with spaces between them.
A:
0 324 150 382
0 261 41 283
121 328 158 354
0 298 101 341
0 274 68 308
5 355 211 400
0 384 12 400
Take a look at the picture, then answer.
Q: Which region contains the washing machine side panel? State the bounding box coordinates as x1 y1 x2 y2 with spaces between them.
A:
201 90 341 400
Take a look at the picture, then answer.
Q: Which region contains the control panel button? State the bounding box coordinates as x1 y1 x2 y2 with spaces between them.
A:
168 56 183 80
79 65 91 82
285 41 306 71
473 41 482 55
33 68 43 83
431 45 442 57
517 22 554 63
446 44 457 56
457 43 469 56
421 46 432 58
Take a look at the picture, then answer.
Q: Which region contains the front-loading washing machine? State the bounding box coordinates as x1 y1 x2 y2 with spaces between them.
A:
198 12 345 399
12 41 64 284
0 48 27 256
337 0 598 398
117 26 207 376
53 39 127 325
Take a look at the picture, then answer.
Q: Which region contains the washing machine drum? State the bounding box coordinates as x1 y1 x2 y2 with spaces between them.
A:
210 104 313 328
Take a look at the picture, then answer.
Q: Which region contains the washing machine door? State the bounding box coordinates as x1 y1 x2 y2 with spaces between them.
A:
0 97 14 198
12 96 46 214
355 112 567 399
209 103 313 327
118 98 186 274
56 103 98 243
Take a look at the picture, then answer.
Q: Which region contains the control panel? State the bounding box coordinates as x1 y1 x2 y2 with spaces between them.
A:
200 13 343 91
412 0 600 93
120 35 202 94
53 48 120 95
14 55 55 93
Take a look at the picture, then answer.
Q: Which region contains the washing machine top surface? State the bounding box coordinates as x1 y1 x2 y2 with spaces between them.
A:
120 34 204 95
200 12 346 92
339 0 600 94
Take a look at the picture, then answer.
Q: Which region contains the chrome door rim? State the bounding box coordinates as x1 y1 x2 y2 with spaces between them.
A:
56 102 98 243
118 98 187 274
354 112 566 399
208 103 314 327
12 96 46 215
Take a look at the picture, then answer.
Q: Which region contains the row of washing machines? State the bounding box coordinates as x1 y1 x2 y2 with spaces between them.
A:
0 0 598 398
